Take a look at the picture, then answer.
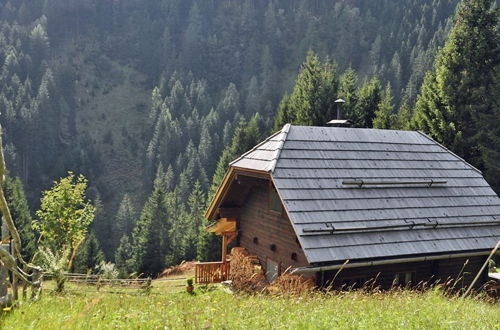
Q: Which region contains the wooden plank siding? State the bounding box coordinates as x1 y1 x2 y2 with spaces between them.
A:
237 182 310 276
322 255 488 289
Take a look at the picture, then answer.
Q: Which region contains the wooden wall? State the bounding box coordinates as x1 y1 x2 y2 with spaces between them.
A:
321 255 488 290
237 180 310 275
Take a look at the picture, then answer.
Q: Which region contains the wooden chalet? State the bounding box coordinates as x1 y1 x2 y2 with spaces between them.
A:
196 124 500 289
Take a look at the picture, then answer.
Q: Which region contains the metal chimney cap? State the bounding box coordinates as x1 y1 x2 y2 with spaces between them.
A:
327 119 353 126
334 98 345 103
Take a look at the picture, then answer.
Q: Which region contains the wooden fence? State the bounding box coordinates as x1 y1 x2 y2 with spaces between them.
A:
195 261 230 284
42 273 187 293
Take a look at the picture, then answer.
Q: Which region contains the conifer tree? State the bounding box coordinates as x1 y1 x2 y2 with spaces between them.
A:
115 235 134 278
131 166 169 276
208 115 263 200
393 99 413 131
272 93 291 131
164 187 187 267
338 67 358 123
287 51 338 126
4 176 35 261
201 115 264 261
114 193 136 249
72 232 105 274
373 84 395 129
354 77 381 128
184 181 205 261
481 69 500 191
412 0 499 183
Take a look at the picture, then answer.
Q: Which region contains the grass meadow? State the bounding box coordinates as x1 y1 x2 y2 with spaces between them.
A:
0 280 499 329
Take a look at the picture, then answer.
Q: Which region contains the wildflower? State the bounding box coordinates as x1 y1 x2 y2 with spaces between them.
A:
3 307 11 312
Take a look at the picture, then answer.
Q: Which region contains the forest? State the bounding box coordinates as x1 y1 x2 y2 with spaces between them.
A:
0 0 498 277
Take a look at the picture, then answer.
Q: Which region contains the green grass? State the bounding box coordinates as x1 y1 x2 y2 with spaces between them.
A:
1 282 499 329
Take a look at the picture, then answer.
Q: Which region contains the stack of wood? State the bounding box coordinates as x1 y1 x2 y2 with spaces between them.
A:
229 247 265 292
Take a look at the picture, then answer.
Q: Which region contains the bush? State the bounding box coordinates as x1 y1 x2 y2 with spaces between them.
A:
97 262 119 280
488 259 496 273
38 247 70 293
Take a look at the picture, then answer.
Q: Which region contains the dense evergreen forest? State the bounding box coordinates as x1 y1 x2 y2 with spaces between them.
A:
0 0 498 276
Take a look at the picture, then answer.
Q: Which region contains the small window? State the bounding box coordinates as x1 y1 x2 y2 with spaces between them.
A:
394 272 415 286
269 187 282 213
253 237 259 244
291 253 298 261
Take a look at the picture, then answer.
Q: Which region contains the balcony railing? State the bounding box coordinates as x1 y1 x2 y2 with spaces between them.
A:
195 261 230 284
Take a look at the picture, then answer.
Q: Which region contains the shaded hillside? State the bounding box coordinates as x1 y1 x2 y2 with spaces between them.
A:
0 0 461 258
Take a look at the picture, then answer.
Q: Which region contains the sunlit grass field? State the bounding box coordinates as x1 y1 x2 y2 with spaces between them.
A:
1 280 499 329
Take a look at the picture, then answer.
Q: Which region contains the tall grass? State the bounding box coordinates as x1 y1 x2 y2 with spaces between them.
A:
1 283 499 329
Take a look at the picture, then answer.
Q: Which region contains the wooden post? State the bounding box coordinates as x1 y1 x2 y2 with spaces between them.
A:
0 217 7 297
10 241 17 300
222 233 227 262
463 240 500 298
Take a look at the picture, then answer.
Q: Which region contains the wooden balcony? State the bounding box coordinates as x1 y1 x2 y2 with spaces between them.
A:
195 261 230 284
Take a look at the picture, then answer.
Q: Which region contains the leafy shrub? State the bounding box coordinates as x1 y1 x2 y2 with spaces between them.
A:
488 259 496 273
97 261 119 280
38 247 70 293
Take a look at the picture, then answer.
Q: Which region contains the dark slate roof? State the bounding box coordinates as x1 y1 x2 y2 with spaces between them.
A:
230 124 500 264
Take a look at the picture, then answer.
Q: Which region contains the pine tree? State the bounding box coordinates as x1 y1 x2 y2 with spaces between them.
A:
412 0 499 180
338 67 358 122
72 232 105 274
354 77 382 128
90 192 112 258
4 176 35 261
288 51 338 126
115 235 134 278
185 181 205 261
272 93 291 131
163 187 187 267
131 166 169 276
393 98 413 131
480 66 500 191
208 115 264 199
373 83 395 129
114 193 137 249
202 115 264 261
245 76 260 116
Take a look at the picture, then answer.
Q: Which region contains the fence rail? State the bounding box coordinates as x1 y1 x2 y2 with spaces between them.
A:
42 273 187 290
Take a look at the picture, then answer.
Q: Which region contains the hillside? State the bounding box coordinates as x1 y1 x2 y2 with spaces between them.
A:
0 0 462 261
4 0 500 276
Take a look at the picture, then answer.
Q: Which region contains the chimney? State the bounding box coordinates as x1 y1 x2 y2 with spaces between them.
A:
335 98 345 120
327 98 352 127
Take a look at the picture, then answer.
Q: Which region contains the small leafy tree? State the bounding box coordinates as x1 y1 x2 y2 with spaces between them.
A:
34 172 95 269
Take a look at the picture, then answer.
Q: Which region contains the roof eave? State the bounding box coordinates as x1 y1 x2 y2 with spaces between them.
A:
290 250 493 274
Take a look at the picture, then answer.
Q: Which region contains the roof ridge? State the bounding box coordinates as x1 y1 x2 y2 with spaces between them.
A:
228 128 284 167
416 131 482 175
267 124 291 173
